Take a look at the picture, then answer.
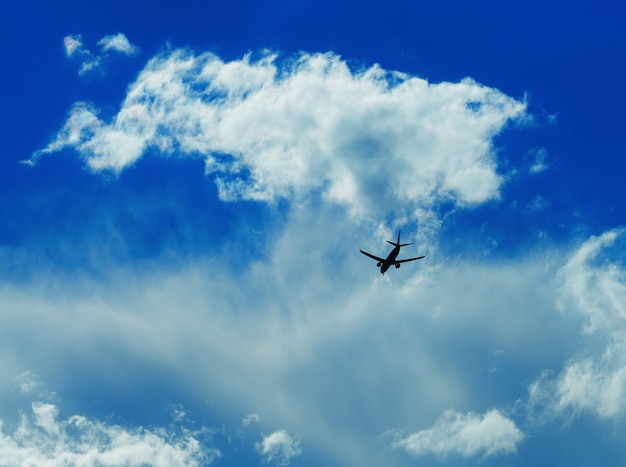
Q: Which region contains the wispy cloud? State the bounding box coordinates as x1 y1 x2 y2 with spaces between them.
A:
63 34 84 57
255 430 301 466
0 218 566 465
523 194 550 214
528 147 549 174
33 49 526 227
98 33 140 55
243 413 261 426
528 229 626 422
9 371 41 395
0 401 218 466
393 408 524 459
62 32 138 77
63 34 102 76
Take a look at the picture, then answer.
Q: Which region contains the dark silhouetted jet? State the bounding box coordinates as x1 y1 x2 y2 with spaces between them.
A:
360 230 425 274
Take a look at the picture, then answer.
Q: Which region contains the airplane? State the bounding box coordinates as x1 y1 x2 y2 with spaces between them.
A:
360 230 425 274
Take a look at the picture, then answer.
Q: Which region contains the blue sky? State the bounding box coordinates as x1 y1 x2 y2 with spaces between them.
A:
1 0 626 465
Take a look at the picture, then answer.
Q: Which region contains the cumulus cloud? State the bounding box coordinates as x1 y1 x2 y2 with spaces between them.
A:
0 401 218 466
33 49 526 224
98 33 140 55
255 430 301 466
528 229 626 421
393 408 524 459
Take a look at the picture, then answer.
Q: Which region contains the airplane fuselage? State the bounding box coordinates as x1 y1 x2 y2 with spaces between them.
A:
379 246 400 274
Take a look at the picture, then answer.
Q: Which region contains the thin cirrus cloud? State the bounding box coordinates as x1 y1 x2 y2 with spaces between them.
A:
528 229 626 422
32 47 527 225
392 408 524 459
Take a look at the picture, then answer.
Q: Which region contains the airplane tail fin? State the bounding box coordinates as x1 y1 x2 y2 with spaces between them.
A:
386 230 413 248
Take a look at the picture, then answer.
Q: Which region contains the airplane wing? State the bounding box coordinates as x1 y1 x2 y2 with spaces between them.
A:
359 249 386 262
396 256 426 263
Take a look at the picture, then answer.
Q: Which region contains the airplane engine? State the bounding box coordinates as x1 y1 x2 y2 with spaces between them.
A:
395 262 401 269
376 262 382 267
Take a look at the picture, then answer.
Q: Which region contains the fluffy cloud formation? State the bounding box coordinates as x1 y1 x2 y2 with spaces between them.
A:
33 49 526 221
62 33 138 76
528 229 626 421
0 401 217 466
393 409 523 459
255 430 301 466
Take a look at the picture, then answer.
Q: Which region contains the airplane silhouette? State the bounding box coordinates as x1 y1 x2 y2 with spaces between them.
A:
360 230 425 274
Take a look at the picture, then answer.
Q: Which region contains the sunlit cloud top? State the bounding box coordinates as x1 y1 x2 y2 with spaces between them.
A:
32 49 526 224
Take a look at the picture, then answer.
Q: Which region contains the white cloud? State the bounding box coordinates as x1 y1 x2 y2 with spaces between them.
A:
394 408 523 458
17 37 626 464
63 34 84 57
169 403 188 423
243 413 261 426
528 357 626 423
61 32 138 77
255 430 301 466
32 102 104 159
393 408 524 459
63 34 102 76
528 229 626 421
10 371 40 395
528 147 549 174
0 177 576 466
557 229 626 335
32 402 60 436
0 225 564 466
33 49 526 225
98 33 139 55
524 195 550 214
77 56 103 76
0 401 218 466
